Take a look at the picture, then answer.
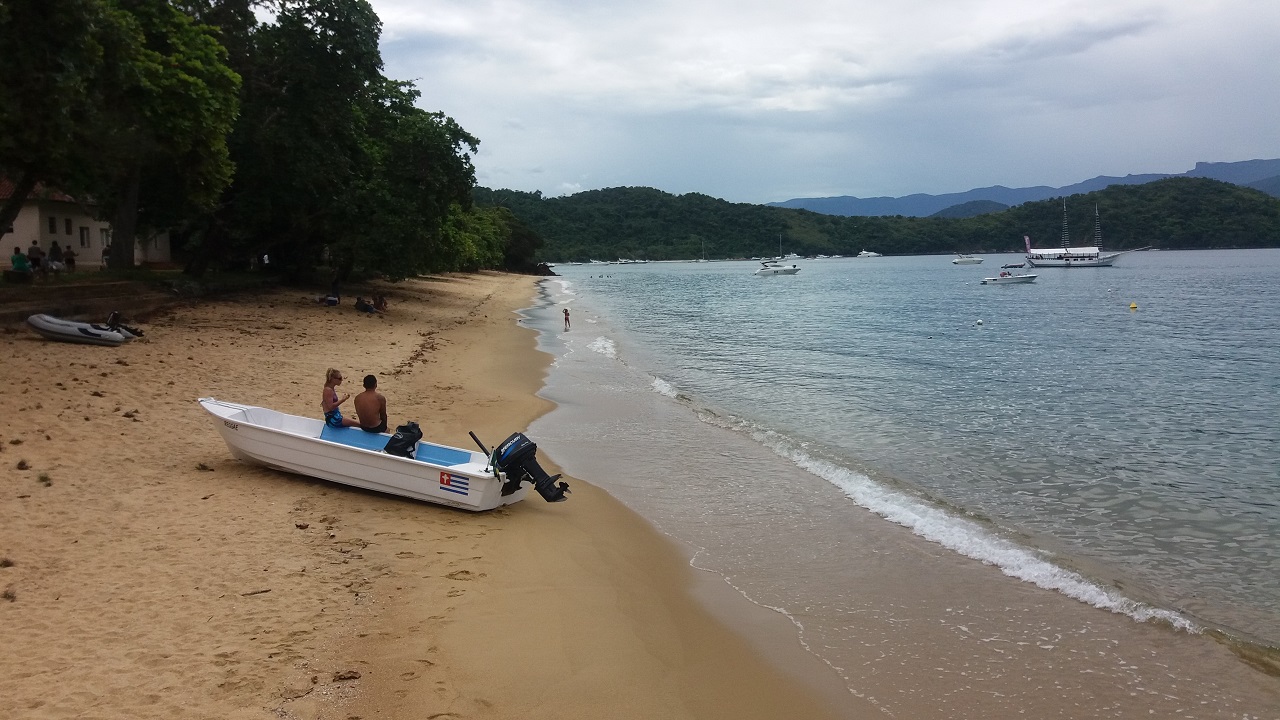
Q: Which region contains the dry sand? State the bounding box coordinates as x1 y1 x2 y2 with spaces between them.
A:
1 273 854 719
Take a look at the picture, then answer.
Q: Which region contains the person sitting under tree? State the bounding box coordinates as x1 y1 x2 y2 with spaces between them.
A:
9 246 33 280
27 241 45 275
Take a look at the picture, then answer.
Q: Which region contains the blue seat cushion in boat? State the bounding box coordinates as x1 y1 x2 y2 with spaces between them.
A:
319 425 472 466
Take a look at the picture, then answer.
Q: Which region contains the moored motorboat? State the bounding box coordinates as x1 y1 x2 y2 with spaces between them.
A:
981 270 1038 285
857 249 883 258
755 235 802 275
754 260 801 276
952 254 984 265
198 398 569 511
26 313 137 346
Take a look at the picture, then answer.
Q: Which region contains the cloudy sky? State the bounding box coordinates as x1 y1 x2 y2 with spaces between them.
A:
367 0 1280 204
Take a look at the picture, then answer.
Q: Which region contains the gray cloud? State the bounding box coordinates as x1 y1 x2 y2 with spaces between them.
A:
371 0 1280 203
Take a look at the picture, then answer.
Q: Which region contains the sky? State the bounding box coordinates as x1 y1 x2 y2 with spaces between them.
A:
366 0 1280 205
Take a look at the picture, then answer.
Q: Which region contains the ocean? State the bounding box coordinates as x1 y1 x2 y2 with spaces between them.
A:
523 249 1280 718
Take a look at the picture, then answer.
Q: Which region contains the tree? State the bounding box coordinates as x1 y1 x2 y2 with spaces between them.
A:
93 0 240 269
0 0 114 234
0 0 239 263
330 80 479 279
188 0 482 281
191 0 385 278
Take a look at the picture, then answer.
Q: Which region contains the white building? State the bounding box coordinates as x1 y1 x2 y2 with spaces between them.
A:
2 179 170 269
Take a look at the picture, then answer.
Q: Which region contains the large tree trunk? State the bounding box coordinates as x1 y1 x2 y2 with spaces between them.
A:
182 218 222 278
109 165 141 269
0 170 39 242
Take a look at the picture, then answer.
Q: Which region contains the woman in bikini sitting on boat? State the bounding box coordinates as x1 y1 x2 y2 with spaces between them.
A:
322 368 361 428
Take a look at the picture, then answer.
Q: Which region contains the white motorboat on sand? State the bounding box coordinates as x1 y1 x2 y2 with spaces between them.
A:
199 398 569 511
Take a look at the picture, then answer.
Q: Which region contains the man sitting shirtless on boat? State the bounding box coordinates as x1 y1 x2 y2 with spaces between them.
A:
354 374 389 433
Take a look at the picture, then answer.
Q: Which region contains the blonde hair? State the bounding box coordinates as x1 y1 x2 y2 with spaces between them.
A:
326 368 342 383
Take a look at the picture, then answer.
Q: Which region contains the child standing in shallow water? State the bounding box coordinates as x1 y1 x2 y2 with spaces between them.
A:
322 368 359 427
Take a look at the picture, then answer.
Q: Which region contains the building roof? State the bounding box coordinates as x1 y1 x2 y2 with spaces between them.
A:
0 177 79 203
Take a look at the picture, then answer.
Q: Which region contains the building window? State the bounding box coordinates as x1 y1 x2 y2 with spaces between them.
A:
80 227 91 248
100 228 111 247
48 217 57 234
65 218 72 235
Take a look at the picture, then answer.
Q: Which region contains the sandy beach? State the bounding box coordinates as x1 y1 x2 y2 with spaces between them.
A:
1 273 860 719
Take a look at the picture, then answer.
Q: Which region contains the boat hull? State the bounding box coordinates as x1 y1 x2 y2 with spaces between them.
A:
1025 249 1120 267
26 314 129 346
981 274 1038 284
754 265 800 276
952 256 983 265
199 398 527 511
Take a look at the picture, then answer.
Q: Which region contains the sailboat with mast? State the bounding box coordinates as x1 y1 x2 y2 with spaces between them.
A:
1025 200 1140 268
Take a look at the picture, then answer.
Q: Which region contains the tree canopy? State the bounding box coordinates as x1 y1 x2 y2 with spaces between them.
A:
1 0 539 279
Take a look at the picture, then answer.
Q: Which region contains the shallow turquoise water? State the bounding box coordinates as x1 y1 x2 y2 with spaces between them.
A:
541 249 1280 646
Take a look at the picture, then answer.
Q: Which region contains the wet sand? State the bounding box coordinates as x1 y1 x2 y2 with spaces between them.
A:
0 273 864 719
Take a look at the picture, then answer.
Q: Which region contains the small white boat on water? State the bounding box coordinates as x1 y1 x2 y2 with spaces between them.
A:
754 260 801 276
857 250 883 258
754 235 801 275
981 270 1038 285
26 312 142 346
199 398 569 511
952 254 984 265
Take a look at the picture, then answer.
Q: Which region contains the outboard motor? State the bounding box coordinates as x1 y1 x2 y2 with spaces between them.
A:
493 432 570 502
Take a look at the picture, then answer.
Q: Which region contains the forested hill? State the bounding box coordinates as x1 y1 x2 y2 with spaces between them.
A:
474 178 1280 263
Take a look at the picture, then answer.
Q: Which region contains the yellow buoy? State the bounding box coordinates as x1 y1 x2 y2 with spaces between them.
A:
1129 302 1138 310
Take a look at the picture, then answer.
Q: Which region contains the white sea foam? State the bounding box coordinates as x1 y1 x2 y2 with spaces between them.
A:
698 412 1201 633
806 452 1199 632
587 336 617 359
650 376 679 398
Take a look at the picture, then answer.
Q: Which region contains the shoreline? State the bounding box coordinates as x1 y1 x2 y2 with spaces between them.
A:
0 272 861 719
335 274 865 719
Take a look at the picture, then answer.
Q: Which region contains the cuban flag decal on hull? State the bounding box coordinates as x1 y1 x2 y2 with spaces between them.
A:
439 471 470 495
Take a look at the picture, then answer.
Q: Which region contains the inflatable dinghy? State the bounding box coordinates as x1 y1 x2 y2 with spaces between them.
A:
26 313 135 346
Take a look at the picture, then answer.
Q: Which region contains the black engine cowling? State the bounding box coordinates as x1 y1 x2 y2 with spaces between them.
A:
494 432 569 502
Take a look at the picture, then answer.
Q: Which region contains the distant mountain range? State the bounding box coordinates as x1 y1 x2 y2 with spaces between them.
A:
769 159 1280 218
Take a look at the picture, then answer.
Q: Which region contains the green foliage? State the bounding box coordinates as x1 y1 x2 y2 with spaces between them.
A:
931 200 1009 219
185 0 487 281
97 0 242 265
0 0 117 228
476 178 1280 262
3 0 499 281
0 0 240 267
